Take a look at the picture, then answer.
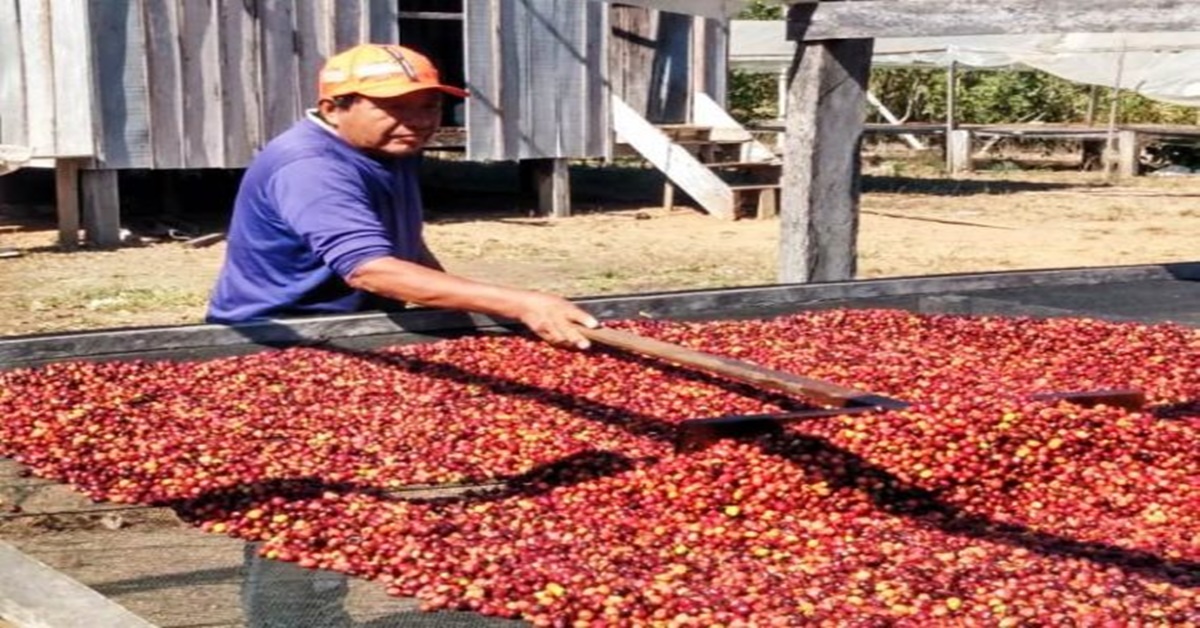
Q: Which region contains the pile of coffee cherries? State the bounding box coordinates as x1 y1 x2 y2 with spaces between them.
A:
2 310 1196 626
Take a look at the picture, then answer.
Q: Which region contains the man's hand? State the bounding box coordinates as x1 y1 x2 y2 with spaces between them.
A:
510 291 599 350
347 257 598 347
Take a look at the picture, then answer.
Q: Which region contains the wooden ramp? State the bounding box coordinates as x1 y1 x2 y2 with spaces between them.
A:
612 94 782 219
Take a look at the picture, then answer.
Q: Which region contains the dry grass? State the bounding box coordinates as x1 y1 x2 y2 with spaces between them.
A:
1 160 1198 337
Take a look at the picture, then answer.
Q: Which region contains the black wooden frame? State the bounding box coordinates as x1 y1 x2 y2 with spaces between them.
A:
2 262 1197 369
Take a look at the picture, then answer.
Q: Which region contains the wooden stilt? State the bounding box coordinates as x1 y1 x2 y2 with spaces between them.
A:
53 158 81 249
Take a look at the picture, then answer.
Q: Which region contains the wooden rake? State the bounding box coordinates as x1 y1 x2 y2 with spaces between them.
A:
579 327 1145 450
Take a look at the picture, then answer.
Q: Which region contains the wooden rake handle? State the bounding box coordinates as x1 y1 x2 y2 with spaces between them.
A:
579 327 907 410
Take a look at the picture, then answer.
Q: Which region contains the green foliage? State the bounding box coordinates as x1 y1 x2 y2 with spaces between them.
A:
726 2 1196 126
737 0 783 20
728 70 778 122
728 1 783 122
732 64 1197 126
865 67 1196 125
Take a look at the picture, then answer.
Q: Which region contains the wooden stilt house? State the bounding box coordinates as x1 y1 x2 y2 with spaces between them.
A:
1 0 768 249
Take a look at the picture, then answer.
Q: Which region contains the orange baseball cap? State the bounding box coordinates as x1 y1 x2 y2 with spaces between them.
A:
318 44 469 100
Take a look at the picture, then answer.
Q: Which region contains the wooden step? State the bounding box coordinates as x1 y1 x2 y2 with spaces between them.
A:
705 161 782 169
655 124 713 142
729 184 781 220
674 138 750 146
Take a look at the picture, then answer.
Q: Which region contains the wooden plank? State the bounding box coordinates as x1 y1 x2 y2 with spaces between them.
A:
258 0 299 141
463 0 499 159
703 18 728 108
80 168 121 248
778 37 873 283
693 92 775 161
786 0 1200 41
945 60 958 134
53 158 81 249
397 11 461 21
332 0 364 51
17 0 55 157
369 0 400 42
588 0 743 20
556 0 588 157
584 0 608 157
180 0 223 168
142 0 185 168
0 540 157 628
646 11 690 123
88 0 152 168
0 0 27 146
2 262 1198 367
294 0 331 112
612 95 735 219
218 0 260 166
532 157 571 218
498 0 522 158
608 4 655 119
521 0 589 159
582 326 905 409
48 0 95 157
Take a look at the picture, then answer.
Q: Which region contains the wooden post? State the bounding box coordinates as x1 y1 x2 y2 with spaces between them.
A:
1103 48 1127 182
779 13 873 283
947 129 974 174
1117 129 1140 178
691 15 707 116
530 158 571 218
1085 85 1100 125
944 60 958 171
80 168 122 248
53 158 81 249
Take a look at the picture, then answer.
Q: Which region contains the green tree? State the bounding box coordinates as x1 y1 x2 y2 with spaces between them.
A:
728 1 784 122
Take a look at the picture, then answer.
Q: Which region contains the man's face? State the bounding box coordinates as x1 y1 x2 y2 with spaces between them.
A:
322 90 443 158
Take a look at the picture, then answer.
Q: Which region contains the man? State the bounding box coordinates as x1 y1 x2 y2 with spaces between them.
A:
208 43 597 350
213 43 598 626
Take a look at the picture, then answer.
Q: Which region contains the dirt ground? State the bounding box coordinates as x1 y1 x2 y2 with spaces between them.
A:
0 157 1198 337
0 155 1198 626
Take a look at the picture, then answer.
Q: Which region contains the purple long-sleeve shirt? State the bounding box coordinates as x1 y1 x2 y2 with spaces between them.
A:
207 117 424 323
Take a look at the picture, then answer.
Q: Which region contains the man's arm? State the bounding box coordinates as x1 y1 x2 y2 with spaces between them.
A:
416 239 445 272
346 256 597 349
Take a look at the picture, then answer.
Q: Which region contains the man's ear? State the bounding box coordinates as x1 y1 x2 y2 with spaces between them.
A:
316 99 340 127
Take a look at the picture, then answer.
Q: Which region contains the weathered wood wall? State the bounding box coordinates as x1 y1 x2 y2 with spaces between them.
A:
86 0 398 170
1 0 395 169
0 0 95 159
4 0 729 168
607 6 728 124
463 0 609 160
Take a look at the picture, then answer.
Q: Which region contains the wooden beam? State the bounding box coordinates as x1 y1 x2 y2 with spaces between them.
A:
612 95 735 219
786 0 1200 41
947 129 974 174
531 158 572 218
778 35 873 283
2 262 1197 368
80 168 122 248
0 540 156 627
53 158 81 249
1118 129 1141 178
588 0 744 20
398 11 463 20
